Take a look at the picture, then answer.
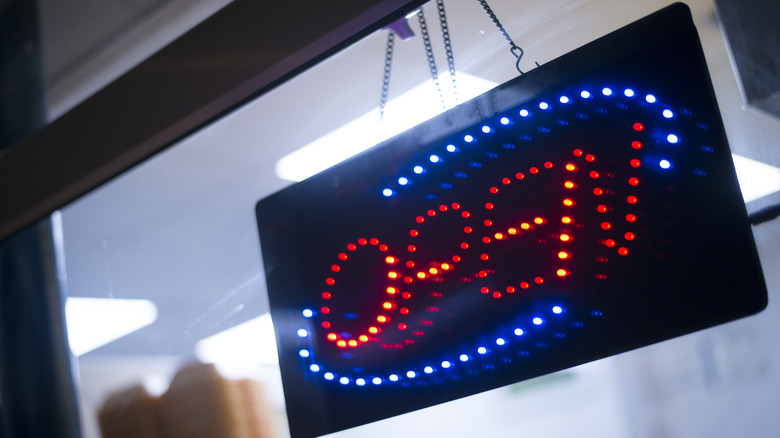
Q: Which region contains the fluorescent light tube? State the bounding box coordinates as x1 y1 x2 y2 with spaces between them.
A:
195 313 279 365
275 72 498 182
65 297 158 356
732 153 780 203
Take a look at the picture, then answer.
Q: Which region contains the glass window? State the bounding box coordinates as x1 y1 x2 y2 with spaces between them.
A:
47 0 780 437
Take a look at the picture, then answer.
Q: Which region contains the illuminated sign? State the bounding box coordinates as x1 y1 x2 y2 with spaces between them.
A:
255 4 766 437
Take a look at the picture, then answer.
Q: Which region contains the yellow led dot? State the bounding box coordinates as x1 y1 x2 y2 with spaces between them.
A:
558 251 570 259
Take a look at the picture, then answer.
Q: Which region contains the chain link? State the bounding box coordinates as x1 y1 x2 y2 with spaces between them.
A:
418 9 446 110
380 1 460 119
380 0 532 118
437 0 457 101
379 31 395 120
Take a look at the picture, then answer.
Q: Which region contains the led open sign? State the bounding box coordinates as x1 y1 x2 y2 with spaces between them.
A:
256 4 767 437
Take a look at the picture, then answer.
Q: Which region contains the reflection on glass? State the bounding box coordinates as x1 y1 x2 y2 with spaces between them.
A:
66 297 158 356
275 73 497 182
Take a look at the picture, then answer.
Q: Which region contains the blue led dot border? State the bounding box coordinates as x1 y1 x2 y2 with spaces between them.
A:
301 82 716 389
294 304 604 388
380 84 711 199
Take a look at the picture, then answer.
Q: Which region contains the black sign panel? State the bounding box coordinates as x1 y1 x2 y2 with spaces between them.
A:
256 4 767 437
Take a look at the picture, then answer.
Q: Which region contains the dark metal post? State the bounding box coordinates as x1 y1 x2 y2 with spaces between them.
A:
0 215 82 438
0 0 47 154
0 0 82 436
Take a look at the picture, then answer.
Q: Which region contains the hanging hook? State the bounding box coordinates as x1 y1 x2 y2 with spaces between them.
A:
509 45 525 74
476 0 539 76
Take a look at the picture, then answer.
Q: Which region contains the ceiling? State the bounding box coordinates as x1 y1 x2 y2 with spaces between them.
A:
40 0 780 361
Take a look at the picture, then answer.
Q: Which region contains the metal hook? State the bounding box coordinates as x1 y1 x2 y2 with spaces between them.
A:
510 45 525 75
477 0 540 76
509 45 540 75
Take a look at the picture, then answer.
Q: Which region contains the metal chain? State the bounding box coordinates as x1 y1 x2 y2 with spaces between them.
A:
476 0 530 75
418 9 446 110
379 2 458 119
437 0 457 101
379 31 395 120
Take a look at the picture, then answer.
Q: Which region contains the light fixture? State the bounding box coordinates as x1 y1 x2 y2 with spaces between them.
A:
274 72 498 182
731 153 780 203
65 297 158 356
194 313 278 365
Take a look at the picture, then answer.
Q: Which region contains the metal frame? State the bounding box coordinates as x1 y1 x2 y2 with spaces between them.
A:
0 0 426 242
